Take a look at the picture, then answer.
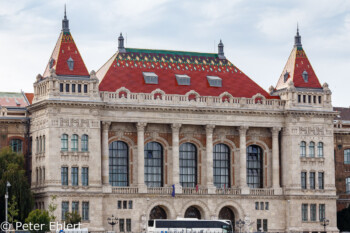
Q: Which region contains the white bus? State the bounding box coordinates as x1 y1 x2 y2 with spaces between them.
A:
147 219 233 233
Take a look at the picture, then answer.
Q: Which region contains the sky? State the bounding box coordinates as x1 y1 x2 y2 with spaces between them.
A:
0 0 350 107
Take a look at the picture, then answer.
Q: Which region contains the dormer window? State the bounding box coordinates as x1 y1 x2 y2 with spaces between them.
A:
67 57 74 71
175 74 190 85
302 70 308 83
49 58 55 69
284 71 289 83
143 72 158 84
207 76 222 87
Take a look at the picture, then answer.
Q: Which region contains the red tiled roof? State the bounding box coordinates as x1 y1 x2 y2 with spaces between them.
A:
0 92 29 107
275 46 322 90
97 48 277 99
43 32 89 77
25 93 34 104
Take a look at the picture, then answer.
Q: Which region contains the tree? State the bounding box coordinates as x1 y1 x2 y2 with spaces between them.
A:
64 211 82 227
48 195 58 221
25 209 50 233
8 195 19 223
337 206 350 231
0 147 34 223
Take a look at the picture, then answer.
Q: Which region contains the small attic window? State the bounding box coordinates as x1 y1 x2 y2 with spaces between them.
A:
67 57 74 71
175 74 190 85
284 71 289 83
302 70 308 83
49 58 55 69
207 76 222 87
143 72 158 84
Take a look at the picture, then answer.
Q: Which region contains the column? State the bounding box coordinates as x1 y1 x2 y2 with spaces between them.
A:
171 123 182 193
137 122 147 193
239 126 248 192
101 121 111 185
206 124 216 193
271 127 281 190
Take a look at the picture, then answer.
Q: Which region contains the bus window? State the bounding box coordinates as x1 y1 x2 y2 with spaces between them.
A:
148 220 154 227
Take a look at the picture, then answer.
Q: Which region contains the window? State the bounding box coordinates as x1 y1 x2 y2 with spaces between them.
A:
175 74 191 85
143 72 158 84
318 142 324 157
119 219 125 232
71 167 78 186
144 142 163 187
302 70 308 82
310 204 316 221
263 219 268 232
78 84 82 93
60 83 64 92
308 95 311 103
82 202 89 221
62 202 69 220
43 135 45 152
118 200 122 209
71 134 78 151
319 204 325 221
67 57 74 70
284 71 289 82
265 202 269 210
213 144 230 188
313 95 316 103
39 136 42 153
66 84 70 92
82 167 89 186
123 200 127 209
309 142 315 157
346 177 350 194
36 137 39 153
298 95 301 103
61 167 68 186
10 139 23 153
344 149 350 164
207 76 222 87
247 145 263 188
302 204 308 221
260 202 264 210
319 96 322 104
180 143 197 187
257 219 262 231
126 219 131 232
72 84 76 93
81 134 88 152
109 141 128 186
300 141 306 157
128 200 133 209
303 95 306 103
318 172 324 190
255 202 259 210
310 172 315 189
72 201 79 214
257 219 267 232
61 134 68 151
84 84 88 93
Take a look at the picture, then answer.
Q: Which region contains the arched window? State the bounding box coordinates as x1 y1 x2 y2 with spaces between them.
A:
81 135 89 152
344 149 350 164
318 142 323 157
309 142 315 157
219 207 235 230
213 143 230 188
149 206 167 220
10 139 23 153
346 177 350 194
61 134 68 151
184 206 201 219
145 142 163 187
109 141 128 186
71 134 78 151
247 145 263 188
179 143 197 187
300 141 306 157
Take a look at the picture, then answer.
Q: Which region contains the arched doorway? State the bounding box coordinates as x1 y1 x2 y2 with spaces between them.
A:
219 207 235 230
184 206 201 219
149 206 167 219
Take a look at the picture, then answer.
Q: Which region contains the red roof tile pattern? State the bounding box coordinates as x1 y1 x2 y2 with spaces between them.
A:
275 46 322 90
25 93 34 104
43 32 89 77
98 48 277 99
0 92 29 107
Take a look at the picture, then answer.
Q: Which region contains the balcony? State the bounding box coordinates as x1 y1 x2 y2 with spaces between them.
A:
215 188 241 195
112 187 139 194
182 187 208 195
250 188 275 196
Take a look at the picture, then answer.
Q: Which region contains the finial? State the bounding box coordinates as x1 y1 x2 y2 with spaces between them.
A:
294 23 302 48
218 39 225 59
118 32 126 53
62 4 70 33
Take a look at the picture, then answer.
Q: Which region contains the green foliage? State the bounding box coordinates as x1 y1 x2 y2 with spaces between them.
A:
338 205 350 231
0 147 34 223
48 195 58 221
64 211 81 227
25 209 50 233
8 195 19 223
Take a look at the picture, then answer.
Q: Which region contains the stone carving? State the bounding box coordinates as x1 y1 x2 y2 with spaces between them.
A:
299 127 325 135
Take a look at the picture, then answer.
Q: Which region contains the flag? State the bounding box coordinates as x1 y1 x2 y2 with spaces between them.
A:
172 184 175 197
196 184 199 192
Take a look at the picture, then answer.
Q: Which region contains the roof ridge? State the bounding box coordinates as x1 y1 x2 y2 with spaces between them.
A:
126 48 218 57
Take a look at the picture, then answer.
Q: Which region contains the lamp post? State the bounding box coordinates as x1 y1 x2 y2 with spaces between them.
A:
107 215 118 232
320 218 329 233
236 219 245 233
5 181 11 233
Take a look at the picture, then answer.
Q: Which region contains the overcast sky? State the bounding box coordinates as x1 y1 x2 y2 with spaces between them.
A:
1 0 350 107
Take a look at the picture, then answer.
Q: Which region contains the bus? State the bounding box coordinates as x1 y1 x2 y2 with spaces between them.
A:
147 219 233 233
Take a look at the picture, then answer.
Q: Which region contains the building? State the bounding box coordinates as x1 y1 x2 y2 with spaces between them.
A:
1 10 340 232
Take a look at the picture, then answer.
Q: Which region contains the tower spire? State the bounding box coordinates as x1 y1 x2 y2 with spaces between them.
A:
62 4 70 33
218 39 225 59
294 23 302 48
